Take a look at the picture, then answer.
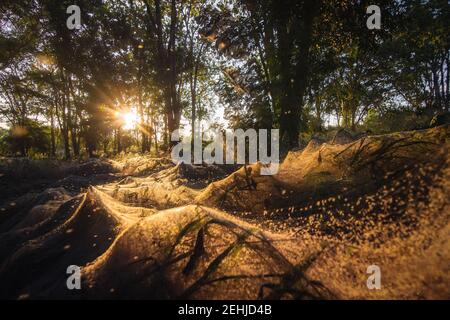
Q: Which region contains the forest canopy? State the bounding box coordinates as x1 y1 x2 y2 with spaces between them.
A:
0 0 448 158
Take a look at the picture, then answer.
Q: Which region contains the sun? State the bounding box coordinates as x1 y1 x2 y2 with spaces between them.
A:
122 112 136 130
115 109 138 130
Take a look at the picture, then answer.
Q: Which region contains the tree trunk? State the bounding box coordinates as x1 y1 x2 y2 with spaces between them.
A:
152 113 158 153
50 103 56 158
68 77 80 157
275 0 320 150
117 128 122 154
61 94 71 160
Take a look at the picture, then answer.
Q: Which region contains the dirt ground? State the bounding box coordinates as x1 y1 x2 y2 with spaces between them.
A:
0 125 449 299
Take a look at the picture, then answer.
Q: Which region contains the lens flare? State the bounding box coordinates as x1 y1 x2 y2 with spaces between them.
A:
115 109 138 130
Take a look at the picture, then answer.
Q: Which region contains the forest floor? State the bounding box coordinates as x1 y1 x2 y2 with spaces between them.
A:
0 125 449 299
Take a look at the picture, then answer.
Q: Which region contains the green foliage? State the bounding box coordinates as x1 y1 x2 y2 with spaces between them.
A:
362 107 433 134
0 128 9 155
0 0 448 158
0 120 51 157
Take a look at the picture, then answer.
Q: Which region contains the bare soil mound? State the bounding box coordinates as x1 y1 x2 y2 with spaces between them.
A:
0 158 121 204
